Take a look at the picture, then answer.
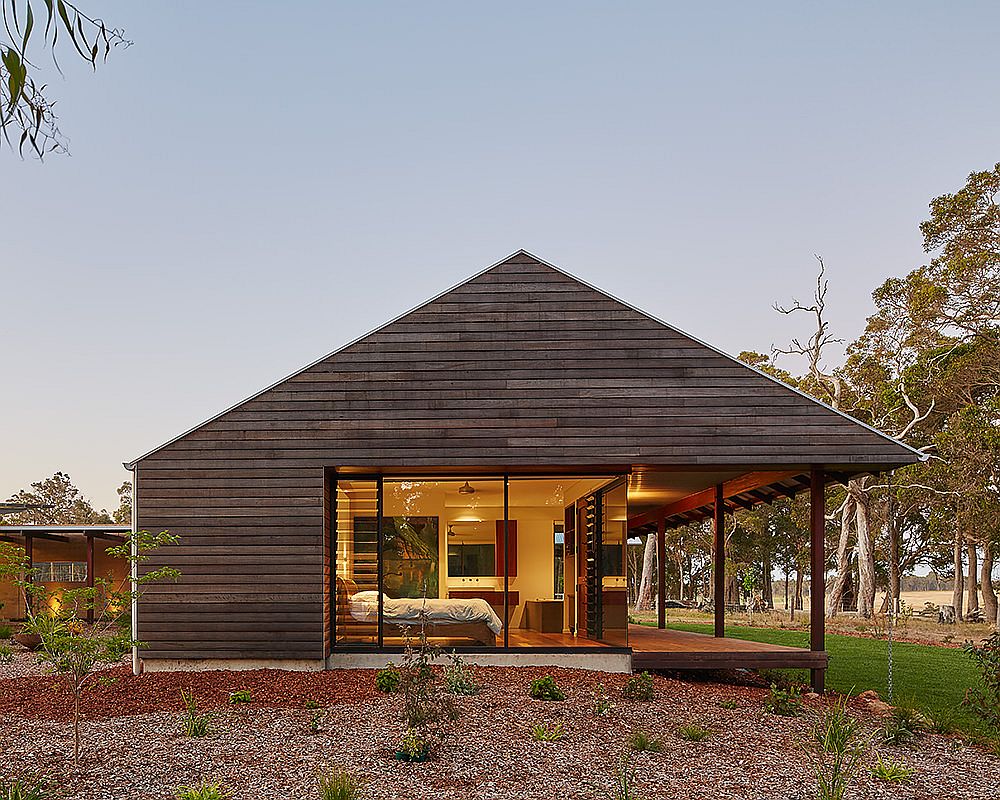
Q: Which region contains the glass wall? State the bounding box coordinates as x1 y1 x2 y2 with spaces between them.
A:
331 474 627 649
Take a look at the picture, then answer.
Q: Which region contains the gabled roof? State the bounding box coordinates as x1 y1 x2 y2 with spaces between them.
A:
127 251 922 470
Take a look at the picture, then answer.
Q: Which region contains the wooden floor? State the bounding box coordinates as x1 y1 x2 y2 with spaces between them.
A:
628 625 828 671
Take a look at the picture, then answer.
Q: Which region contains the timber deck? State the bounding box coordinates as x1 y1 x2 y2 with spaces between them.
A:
628 624 828 671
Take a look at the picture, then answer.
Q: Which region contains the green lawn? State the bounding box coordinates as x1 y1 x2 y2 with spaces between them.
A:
655 621 986 737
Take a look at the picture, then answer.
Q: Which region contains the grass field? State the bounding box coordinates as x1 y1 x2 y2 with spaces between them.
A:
655 621 989 738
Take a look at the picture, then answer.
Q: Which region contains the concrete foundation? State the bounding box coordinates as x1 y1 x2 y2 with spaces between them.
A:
325 650 633 673
141 658 327 673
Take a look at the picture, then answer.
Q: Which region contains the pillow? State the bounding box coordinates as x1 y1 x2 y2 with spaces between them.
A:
351 590 387 604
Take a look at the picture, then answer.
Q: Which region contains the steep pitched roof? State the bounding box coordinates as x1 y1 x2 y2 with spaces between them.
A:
128 251 921 470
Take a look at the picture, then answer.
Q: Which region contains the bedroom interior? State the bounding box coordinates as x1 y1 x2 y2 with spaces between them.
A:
333 475 629 651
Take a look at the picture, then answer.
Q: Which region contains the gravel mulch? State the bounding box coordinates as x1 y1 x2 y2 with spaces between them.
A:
0 666 995 799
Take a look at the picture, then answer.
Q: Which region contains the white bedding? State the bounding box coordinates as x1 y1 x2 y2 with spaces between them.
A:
349 592 503 635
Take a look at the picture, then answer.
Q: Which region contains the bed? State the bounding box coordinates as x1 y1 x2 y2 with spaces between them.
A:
336 578 503 646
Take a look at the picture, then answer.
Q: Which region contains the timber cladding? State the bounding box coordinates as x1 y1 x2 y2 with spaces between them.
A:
132 252 918 660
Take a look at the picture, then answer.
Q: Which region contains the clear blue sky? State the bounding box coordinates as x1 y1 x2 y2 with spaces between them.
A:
2 2 998 512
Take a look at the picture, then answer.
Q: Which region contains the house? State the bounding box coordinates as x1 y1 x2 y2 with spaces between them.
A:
127 251 921 686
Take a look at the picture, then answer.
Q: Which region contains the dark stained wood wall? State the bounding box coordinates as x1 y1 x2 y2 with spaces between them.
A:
134 252 918 660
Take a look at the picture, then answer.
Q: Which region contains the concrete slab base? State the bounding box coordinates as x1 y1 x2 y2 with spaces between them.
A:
141 658 326 673
325 651 633 673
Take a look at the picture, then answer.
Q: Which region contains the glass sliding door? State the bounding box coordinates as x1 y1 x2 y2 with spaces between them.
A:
382 479 504 647
333 479 379 646
599 479 629 647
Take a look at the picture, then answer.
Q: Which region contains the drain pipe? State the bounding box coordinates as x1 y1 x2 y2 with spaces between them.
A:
128 464 141 676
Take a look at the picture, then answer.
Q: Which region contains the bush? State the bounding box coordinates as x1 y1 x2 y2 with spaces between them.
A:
0 643 13 664
925 707 958 735
881 705 923 746
531 722 565 742
628 729 664 752
718 698 737 710
0 623 13 639
676 723 711 742
529 675 566 701
963 632 1000 733
765 683 801 717
228 690 252 704
175 783 231 800
592 683 613 717
805 697 865 800
443 653 479 696
622 671 654 701
395 728 430 762
870 752 914 783
317 767 364 800
397 624 458 754
376 665 401 693
180 690 211 738
0 777 51 800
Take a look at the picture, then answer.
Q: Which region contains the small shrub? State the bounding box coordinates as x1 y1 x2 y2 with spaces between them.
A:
395 728 430 762
0 623 13 639
925 707 958 735
718 698 737 710
963 632 1000 733
443 653 479 696
0 643 13 664
805 696 865 800
175 782 231 800
307 709 325 734
228 690 252 704
531 722 565 742
628 729 664 752
180 690 211 738
375 665 401 694
622 671 654 701
765 683 801 717
881 705 923 746
529 675 566 701
604 750 642 800
0 776 51 800
759 668 808 689
317 767 364 800
304 699 321 710
677 723 711 742
870 752 914 783
592 683 614 717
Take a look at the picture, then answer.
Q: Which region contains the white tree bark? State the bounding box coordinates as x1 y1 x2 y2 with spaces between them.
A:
953 529 965 621
855 492 876 618
634 533 658 611
826 498 854 618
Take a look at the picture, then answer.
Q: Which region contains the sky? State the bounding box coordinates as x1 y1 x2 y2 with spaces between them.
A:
2 2 999 512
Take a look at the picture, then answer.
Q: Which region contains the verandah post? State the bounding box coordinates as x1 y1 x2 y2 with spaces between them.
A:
657 515 666 629
810 467 826 692
713 484 725 638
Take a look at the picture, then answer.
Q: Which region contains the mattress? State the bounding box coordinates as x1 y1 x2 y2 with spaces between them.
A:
349 591 503 635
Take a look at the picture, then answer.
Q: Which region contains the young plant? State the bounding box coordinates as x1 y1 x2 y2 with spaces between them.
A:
765 683 802 717
592 683 614 717
396 618 458 755
925 707 958 735
676 723 711 742
443 652 479 695
228 690 252 704
603 749 643 800
307 709 325 734
881 705 923 746
0 623 13 639
718 698 738 710
0 776 51 800
531 722 565 742
180 690 212 738
628 729 664 752
963 632 1000 733
0 530 181 765
622 671 654 701
529 675 566 701
0 643 12 664
804 697 866 800
395 728 430 762
175 782 231 800
375 664 401 693
317 767 364 800
870 752 914 783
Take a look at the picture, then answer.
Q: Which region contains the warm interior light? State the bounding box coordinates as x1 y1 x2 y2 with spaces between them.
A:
458 481 475 495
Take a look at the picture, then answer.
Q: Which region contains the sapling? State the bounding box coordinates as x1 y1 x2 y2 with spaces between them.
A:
0 530 180 764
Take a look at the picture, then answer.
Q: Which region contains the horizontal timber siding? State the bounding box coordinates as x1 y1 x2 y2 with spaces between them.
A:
134 253 918 661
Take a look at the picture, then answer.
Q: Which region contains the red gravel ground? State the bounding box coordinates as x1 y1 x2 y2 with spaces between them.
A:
1 663 997 799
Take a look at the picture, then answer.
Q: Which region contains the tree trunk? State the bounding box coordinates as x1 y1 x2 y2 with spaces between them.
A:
855 492 876 619
826 498 854 617
634 533 657 611
981 543 997 626
763 558 774 609
953 529 965 621
967 540 980 615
